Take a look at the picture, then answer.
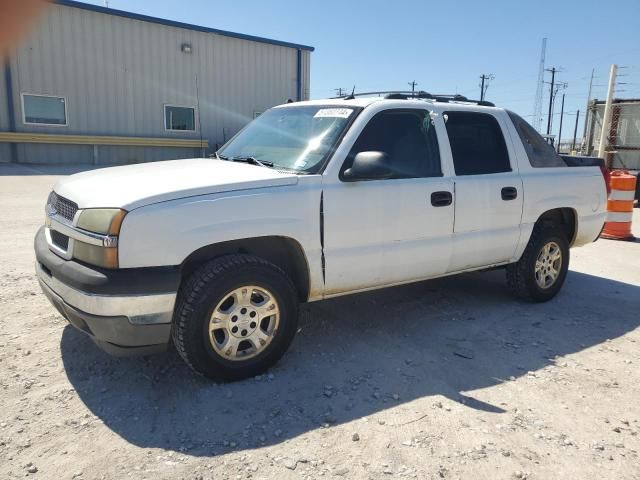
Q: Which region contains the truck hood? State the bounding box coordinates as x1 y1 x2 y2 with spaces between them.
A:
53 158 299 210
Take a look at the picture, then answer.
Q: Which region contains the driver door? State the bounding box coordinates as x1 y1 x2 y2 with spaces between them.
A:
322 108 455 295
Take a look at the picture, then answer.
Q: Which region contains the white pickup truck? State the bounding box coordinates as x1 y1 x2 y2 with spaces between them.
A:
35 94 608 380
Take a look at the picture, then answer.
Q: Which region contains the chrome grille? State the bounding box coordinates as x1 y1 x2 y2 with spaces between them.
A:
47 191 78 222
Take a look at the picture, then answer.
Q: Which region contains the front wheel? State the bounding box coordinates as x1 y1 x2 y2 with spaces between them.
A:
506 224 570 302
172 254 298 381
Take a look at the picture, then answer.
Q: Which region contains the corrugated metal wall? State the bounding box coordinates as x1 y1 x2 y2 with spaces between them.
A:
0 65 10 161
0 3 311 164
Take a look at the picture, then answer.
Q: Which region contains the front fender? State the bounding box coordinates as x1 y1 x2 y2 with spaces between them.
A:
118 183 322 273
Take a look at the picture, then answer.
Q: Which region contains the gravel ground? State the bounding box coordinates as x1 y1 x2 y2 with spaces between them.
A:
1 163 639 480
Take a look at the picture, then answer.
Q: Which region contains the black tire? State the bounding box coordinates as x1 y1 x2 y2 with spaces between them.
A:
172 254 298 381
506 223 570 302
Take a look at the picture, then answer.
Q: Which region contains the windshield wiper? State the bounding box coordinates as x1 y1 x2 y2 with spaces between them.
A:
216 152 286 170
230 156 274 168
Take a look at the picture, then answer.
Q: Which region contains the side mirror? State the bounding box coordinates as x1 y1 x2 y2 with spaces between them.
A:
343 151 392 181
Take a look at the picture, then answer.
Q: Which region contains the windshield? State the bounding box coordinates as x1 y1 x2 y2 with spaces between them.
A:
218 105 358 173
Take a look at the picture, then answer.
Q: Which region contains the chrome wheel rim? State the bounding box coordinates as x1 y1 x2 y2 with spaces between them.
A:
208 285 280 361
535 241 562 289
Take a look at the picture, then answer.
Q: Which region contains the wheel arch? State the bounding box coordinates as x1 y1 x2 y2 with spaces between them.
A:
535 207 577 245
180 236 311 302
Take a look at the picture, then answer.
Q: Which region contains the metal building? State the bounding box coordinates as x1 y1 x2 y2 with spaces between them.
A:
0 0 313 164
583 98 640 171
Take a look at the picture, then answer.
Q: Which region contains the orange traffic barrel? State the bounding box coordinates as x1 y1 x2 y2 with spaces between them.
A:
601 171 636 241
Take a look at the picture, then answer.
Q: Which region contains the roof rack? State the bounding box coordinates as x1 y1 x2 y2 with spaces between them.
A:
332 90 495 107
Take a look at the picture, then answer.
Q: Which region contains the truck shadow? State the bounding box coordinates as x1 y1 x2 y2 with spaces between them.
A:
60 269 640 456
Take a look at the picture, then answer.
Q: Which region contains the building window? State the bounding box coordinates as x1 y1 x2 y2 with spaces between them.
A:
22 94 67 126
164 105 196 131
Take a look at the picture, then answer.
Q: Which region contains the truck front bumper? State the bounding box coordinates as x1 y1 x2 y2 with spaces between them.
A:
34 227 180 356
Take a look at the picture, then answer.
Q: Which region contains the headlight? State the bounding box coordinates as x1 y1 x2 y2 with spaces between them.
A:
74 209 126 269
76 208 126 235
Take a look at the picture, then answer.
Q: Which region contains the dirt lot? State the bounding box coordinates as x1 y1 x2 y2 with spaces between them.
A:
1 163 639 480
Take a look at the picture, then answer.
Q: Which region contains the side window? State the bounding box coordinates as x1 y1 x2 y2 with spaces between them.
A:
344 109 442 179
444 111 511 175
507 111 566 167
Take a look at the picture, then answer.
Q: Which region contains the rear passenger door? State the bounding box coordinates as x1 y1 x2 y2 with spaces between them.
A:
443 110 524 271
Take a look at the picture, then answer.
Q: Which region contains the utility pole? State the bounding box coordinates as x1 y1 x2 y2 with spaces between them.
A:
408 81 418 97
598 64 618 159
549 82 567 134
556 93 565 152
582 68 594 140
572 110 580 152
479 74 494 101
545 67 557 135
334 87 346 97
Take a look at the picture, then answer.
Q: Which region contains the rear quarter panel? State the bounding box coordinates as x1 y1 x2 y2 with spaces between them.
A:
522 167 607 247
501 114 607 260
514 167 606 258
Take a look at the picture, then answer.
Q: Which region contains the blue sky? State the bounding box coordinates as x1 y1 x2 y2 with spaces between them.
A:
83 0 640 139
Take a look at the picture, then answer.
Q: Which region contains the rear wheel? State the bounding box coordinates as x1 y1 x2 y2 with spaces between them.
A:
506 224 569 302
172 254 298 381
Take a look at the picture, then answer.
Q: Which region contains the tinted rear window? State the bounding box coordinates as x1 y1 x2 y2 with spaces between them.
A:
507 111 566 168
444 111 511 175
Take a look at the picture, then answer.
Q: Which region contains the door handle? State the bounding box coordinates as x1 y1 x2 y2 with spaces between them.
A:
501 187 518 201
431 191 452 207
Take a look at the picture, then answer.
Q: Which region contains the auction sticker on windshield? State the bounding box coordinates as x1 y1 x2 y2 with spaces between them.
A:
314 108 353 118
